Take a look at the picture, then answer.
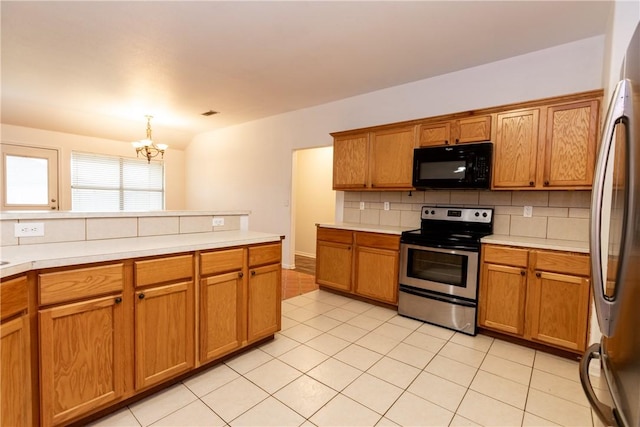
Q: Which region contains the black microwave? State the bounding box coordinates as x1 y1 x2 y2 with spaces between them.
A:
412 142 493 189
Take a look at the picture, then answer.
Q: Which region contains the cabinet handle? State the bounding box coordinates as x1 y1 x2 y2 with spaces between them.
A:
535 272 541 278
251 270 256 277
444 140 449 145
544 180 550 186
239 272 244 278
529 181 535 186
520 270 526 276
138 293 145 300
455 138 459 144
115 297 122 304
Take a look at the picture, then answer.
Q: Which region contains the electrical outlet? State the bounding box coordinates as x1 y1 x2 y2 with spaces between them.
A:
523 206 533 218
384 202 390 211
212 217 225 226
359 202 365 210
15 222 45 237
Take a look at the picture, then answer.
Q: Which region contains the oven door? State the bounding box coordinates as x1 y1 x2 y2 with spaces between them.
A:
399 243 479 300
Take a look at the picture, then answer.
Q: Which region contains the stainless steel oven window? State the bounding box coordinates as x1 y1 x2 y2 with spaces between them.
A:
399 244 479 300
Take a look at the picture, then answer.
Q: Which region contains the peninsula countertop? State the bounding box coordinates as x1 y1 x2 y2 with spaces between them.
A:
0 230 281 278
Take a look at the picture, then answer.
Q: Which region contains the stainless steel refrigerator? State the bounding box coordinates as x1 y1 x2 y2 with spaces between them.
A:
580 21 640 427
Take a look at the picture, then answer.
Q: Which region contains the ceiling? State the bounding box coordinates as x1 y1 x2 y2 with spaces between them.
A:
1 1 613 149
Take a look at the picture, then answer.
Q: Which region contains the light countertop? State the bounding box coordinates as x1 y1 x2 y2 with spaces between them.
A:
481 234 589 253
0 210 251 221
317 222 416 235
0 230 281 278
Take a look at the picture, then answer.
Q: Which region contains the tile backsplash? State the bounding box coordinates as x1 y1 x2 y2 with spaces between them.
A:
343 190 591 242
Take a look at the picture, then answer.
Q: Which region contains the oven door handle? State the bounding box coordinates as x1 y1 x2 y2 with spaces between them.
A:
400 243 478 257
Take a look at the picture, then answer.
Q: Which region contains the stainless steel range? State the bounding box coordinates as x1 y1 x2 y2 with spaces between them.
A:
398 206 493 336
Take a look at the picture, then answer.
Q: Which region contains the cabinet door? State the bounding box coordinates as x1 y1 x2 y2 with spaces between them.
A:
354 246 399 304
456 115 492 144
419 121 451 147
333 133 369 189
543 100 599 188
1 315 31 427
478 263 527 336
369 126 416 189
316 240 352 291
200 272 243 362
527 270 590 351
39 295 125 427
494 109 539 188
247 263 281 343
135 282 194 389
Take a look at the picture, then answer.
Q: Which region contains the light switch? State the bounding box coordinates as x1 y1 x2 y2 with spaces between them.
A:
523 206 533 218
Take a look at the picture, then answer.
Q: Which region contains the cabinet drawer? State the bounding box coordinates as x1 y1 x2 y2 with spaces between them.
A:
355 232 400 251
534 251 590 277
317 227 353 244
483 245 528 268
135 254 193 287
249 243 281 267
1 275 28 320
200 248 245 276
39 263 124 305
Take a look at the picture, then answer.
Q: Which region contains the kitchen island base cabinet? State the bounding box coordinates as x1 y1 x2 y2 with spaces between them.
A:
1 273 31 427
39 295 125 427
479 244 591 353
247 263 281 343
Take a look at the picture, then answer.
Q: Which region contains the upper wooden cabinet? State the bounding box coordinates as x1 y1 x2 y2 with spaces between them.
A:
419 115 492 147
333 125 417 191
331 89 602 191
493 97 600 190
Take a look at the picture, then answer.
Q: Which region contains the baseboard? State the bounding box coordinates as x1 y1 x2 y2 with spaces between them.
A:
294 251 316 259
282 263 295 270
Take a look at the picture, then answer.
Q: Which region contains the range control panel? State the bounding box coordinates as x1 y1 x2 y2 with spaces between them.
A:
421 206 493 224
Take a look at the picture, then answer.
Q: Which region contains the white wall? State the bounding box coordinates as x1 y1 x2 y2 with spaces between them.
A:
185 36 605 266
1 124 187 210
293 147 335 258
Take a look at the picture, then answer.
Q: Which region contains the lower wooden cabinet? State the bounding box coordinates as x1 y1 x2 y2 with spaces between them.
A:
1 274 31 427
316 226 400 305
479 244 591 353
247 263 281 342
39 294 125 427
135 281 194 389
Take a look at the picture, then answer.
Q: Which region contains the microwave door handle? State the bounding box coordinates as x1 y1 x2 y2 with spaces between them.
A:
590 79 629 337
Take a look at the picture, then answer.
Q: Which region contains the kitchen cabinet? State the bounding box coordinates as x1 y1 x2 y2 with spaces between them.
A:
316 226 400 305
479 244 591 353
418 115 492 147
332 125 416 191
1 275 31 427
316 227 353 292
247 244 282 343
134 255 194 390
38 264 126 427
493 97 600 190
354 232 400 304
199 248 245 363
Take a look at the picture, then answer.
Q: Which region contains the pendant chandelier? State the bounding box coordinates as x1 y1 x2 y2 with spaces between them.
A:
132 115 168 163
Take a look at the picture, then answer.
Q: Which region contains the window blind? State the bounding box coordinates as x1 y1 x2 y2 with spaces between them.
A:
71 151 164 211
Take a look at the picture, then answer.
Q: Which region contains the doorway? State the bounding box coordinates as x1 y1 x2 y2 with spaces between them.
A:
291 146 335 271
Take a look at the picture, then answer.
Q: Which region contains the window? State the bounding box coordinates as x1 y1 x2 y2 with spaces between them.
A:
1 143 59 210
71 152 164 211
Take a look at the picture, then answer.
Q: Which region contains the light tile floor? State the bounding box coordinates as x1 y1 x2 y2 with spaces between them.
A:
90 289 609 427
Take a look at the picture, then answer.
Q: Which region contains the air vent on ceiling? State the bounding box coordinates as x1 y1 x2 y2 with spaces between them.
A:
201 110 219 116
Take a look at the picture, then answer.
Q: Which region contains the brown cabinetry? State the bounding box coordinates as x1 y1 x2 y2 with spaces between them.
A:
1 275 31 427
332 126 416 191
134 255 194 390
247 244 282 343
419 115 492 147
199 248 245 363
38 264 126 427
493 97 600 190
316 227 400 305
479 244 591 353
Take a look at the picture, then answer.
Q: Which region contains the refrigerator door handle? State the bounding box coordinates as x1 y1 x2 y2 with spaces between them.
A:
590 79 630 337
579 343 617 426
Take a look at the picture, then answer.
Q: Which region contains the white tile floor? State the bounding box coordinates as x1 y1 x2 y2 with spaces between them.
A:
90 289 609 427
